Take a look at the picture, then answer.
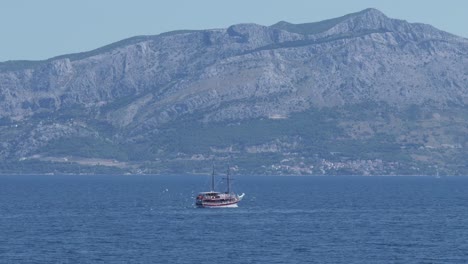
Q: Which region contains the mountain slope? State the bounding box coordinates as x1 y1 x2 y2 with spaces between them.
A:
0 8 467 175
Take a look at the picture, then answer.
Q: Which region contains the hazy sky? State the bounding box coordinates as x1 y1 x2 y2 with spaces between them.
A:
1 0 466 62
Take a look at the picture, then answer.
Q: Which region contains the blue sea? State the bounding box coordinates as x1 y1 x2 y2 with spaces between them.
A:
1 175 468 263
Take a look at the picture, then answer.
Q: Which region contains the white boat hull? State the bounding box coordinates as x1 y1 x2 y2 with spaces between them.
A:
199 202 239 208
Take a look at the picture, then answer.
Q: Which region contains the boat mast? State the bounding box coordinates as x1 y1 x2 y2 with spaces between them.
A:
226 166 231 194
211 164 215 191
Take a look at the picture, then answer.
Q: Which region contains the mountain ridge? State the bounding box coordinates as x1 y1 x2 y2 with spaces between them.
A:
2 8 464 67
270 8 390 35
0 9 466 175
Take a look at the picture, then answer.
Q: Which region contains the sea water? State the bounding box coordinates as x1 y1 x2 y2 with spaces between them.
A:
1 175 467 263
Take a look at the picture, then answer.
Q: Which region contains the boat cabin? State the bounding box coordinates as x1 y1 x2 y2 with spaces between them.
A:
197 192 222 199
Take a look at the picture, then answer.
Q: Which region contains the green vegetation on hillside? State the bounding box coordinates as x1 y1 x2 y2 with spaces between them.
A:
1 102 466 175
41 137 128 161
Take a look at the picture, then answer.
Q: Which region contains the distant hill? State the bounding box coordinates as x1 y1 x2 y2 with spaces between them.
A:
0 8 466 175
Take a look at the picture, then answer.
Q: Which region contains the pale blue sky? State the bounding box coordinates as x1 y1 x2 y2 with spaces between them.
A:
1 0 466 62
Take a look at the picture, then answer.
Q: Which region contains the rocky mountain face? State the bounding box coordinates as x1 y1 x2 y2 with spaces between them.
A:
0 8 466 175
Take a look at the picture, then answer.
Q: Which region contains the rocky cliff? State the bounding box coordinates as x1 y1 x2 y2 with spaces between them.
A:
0 8 466 175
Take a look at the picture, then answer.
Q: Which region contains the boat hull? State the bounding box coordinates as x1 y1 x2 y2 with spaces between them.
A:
196 201 239 208
195 193 245 208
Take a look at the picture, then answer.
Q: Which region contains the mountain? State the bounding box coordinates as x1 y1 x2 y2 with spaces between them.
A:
0 8 467 175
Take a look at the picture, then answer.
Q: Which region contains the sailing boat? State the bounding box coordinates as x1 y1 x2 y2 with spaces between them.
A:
195 166 245 208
